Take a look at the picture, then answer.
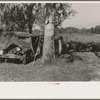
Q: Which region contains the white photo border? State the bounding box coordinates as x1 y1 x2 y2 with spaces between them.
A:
0 1 100 99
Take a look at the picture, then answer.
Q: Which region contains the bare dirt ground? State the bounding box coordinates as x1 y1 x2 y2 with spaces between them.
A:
0 52 100 81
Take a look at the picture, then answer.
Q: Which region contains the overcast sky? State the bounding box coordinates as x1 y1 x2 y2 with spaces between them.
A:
62 3 100 29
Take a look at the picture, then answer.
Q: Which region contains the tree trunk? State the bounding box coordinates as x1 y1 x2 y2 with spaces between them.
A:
28 24 32 34
42 17 55 62
31 36 39 54
28 24 35 54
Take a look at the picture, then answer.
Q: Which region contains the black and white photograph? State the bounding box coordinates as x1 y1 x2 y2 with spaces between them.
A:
1 1 100 99
0 2 100 82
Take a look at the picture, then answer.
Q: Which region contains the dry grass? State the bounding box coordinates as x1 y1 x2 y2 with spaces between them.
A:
56 33 100 43
0 52 99 81
0 33 100 81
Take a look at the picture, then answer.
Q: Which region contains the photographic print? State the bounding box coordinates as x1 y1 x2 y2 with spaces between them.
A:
0 1 100 99
0 2 100 82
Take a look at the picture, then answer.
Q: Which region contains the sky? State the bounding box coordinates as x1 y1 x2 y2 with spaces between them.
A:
62 3 100 29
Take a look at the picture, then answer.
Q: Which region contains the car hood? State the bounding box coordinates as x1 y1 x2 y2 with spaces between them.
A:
14 40 31 49
6 40 32 54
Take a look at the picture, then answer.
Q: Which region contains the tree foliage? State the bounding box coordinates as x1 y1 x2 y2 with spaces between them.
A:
0 3 36 32
0 3 76 32
34 3 76 27
92 25 100 34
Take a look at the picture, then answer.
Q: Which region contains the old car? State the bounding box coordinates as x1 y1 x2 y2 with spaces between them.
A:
0 39 34 64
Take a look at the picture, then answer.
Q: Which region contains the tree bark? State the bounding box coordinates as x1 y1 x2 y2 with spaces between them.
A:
42 16 55 62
